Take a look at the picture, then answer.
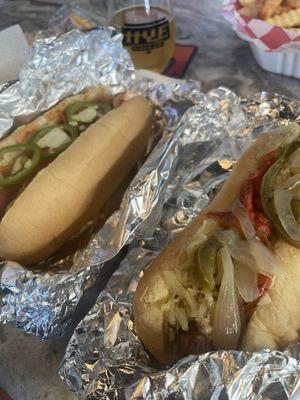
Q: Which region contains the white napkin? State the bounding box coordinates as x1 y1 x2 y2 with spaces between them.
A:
0 25 29 85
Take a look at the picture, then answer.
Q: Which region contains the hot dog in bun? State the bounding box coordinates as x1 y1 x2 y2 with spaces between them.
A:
133 123 300 364
0 86 152 265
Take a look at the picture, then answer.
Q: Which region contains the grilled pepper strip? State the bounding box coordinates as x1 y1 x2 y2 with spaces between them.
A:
261 140 300 247
0 143 42 186
30 124 78 157
196 238 220 293
66 101 112 124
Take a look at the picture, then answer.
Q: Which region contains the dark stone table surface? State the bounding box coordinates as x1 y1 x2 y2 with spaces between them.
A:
0 1 299 399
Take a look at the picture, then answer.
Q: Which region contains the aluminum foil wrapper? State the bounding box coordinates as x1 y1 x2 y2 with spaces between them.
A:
0 27 206 337
0 27 134 136
60 90 300 399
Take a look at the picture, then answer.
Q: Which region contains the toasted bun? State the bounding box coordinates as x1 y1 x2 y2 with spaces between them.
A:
242 238 300 352
0 91 152 265
133 126 300 364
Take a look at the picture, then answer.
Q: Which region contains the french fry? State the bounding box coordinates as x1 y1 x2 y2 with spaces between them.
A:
259 0 283 19
290 23 300 30
239 3 264 17
239 0 261 5
286 0 300 8
274 5 292 14
69 13 95 30
266 7 300 26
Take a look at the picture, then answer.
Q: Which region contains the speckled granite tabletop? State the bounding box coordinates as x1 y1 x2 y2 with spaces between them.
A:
0 1 299 400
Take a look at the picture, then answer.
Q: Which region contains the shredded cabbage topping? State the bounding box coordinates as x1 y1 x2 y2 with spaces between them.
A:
155 217 282 350
158 219 218 339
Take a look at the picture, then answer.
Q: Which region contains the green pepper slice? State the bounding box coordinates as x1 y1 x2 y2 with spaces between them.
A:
261 140 300 247
0 143 42 187
66 101 112 124
30 124 78 158
195 238 220 293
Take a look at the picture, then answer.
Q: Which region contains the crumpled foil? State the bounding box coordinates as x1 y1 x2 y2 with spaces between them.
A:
0 27 206 338
0 27 134 137
59 89 300 399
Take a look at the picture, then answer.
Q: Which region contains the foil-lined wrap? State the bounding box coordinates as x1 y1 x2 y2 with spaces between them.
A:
0 28 134 138
0 27 205 338
59 90 300 399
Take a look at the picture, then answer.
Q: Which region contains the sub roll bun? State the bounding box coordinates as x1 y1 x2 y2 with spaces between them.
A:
0 86 152 265
133 123 300 365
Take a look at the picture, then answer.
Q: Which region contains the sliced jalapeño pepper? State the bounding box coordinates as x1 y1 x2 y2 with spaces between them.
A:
0 143 41 187
66 101 112 124
261 140 300 247
30 124 78 158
